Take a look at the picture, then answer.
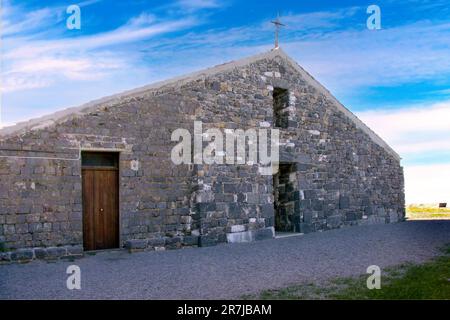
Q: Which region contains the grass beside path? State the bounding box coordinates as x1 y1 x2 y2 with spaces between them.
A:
248 245 450 300
406 205 450 220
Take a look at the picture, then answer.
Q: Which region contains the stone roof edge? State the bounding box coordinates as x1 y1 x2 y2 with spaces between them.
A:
274 49 401 161
0 50 281 138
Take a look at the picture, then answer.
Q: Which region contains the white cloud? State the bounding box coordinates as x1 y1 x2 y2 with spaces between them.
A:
176 0 222 10
281 7 360 30
2 8 56 37
1 0 102 38
131 8 450 93
281 21 450 92
2 1 199 93
432 88 450 95
405 164 450 204
4 17 198 59
5 2 449 98
126 13 157 27
357 101 450 156
2 75 52 93
357 101 450 204
3 54 127 93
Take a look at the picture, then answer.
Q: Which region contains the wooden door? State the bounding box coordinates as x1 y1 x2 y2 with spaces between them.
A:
82 153 119 251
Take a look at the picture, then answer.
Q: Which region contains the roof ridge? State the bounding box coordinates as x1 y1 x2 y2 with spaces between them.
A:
0 48 400 161
0 49 280 138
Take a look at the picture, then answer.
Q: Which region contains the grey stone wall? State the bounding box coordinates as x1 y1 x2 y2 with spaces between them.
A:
0 91 198 251
0 52 404 255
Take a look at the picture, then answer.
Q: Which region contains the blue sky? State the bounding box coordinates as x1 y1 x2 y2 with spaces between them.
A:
2 0 450 203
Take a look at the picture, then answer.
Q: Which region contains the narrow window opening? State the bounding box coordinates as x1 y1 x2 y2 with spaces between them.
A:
273 87 289 128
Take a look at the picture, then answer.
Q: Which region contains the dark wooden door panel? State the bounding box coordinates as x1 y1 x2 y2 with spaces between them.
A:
82 170 95 251
93 171 104 249
82 168 119 251
97 170 119 249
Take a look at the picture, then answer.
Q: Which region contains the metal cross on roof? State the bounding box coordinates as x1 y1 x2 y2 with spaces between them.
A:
271 14 285 49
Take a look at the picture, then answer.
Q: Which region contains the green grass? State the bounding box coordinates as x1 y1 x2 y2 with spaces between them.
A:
406 205 450 220
407 212 450 220
249 245 450 300
407 206 450 214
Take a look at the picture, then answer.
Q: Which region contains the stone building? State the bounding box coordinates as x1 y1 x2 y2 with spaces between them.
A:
0 49 404 261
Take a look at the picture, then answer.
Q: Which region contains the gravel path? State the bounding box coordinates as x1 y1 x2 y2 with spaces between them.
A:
1 220 449 300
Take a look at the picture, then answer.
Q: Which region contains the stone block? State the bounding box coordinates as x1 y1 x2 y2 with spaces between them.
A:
148 238 166 247
47 247 67 259
125 239 148 250
259 204 274 217
223 184 238 194
34 248 48 259
230 224 245 233
389 211 399 223
42 223 52 232
226 230 254 243
364 206 374 215
196 202 216 213
345 212 357 221
299 223 314 234
29 223 43 233
304 190 316 199
296 163 312 171
182 235 199 246
254 227 274 241
0 252 11 263
66 245 83 256
312 200 323 211
326 216 341 229
165 238 182 250
303 210 313 224
198 235 217 247
11 249 34 261
359 215 385 226
339 196 350 209
227 203 241 218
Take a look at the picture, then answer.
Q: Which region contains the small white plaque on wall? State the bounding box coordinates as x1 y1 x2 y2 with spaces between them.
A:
130 160 139 171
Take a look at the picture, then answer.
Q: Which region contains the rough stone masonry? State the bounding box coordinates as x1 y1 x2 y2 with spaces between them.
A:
0 49 405 262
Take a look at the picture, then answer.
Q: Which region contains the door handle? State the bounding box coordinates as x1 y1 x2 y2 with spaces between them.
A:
100 208 104 213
